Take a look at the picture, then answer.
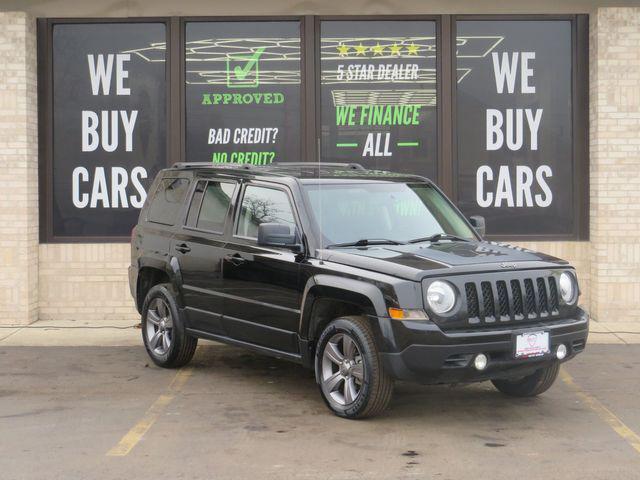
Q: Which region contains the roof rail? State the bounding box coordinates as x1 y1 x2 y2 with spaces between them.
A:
171 162 253 170
267 162 365 170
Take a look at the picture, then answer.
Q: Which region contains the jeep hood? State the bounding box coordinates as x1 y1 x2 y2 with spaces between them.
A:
318 241 569 281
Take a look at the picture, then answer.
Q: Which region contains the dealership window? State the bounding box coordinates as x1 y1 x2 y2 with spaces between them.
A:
43 21 167 239
319 20 438 179
454 19 581 237
184 21 302 166
38 16 587 242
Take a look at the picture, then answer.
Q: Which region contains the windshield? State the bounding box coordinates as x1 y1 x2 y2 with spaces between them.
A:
303 182 476 246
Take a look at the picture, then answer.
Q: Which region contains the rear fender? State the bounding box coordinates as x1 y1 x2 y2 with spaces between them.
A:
136 257 184 311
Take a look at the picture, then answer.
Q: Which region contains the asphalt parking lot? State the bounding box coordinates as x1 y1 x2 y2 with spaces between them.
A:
1 343 639 480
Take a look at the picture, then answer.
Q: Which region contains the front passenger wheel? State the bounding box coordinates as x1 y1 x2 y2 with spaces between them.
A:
142 283 197 368
315 316 394 419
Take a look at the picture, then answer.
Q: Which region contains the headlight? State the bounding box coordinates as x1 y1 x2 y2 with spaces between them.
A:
559 272 576 304
426 281 456 314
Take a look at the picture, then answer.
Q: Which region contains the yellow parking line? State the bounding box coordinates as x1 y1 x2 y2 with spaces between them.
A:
106 367 193 457
560 369 640 455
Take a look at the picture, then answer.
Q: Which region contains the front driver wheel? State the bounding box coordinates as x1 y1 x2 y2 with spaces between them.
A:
315 316 393 419
491 362 560 397
142 283 197 368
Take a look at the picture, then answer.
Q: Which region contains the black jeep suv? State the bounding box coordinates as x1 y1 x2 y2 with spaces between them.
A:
129 162 589 418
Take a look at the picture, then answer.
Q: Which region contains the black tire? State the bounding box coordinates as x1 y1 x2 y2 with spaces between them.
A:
315 316 394 419
491 362 560 397
141 283 197 368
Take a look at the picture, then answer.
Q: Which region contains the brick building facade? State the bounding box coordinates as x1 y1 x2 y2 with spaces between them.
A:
0 2 639 325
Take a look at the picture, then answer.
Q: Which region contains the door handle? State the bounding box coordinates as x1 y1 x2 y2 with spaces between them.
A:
225 253 246 266
174 243 191 254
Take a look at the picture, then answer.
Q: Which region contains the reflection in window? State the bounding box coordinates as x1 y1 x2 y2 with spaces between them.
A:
147 178 190 225
304 182 474 245
236 186 295 239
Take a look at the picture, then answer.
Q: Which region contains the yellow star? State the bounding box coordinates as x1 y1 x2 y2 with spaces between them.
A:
389 43 402 56
372 42 385 56
337 44 350 56
354 43 367 56
406 42 419 55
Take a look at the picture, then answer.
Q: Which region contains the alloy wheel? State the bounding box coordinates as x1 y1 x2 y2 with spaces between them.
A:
145 297 173 356
321 333 365 406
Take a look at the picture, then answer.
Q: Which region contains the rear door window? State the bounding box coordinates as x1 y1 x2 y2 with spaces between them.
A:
147 178 190 225
185 180 237 233
185 180 206 227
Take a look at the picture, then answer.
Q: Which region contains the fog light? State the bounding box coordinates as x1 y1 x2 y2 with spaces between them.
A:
474 353 488 371
556 344 567 360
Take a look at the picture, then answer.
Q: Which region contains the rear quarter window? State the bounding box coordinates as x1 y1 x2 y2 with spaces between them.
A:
146 178 190 225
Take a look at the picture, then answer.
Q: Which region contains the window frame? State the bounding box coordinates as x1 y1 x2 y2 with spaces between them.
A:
37 14 588 243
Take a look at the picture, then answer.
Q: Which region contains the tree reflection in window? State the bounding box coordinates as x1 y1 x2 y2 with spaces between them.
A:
237 186 296 239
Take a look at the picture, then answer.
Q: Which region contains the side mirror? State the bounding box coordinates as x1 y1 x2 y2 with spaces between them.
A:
257 223 303 252
469 215 486 237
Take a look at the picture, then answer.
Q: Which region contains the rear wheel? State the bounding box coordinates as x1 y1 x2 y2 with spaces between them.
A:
142 283 197 368
491 362 560 397
315 316 393 419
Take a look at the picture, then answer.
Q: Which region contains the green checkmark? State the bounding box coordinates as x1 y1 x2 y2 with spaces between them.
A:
226 47 265 88
233 47 265 80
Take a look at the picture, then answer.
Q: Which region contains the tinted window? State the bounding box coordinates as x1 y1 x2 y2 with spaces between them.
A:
185 181 206 227
147 178 190 225
185 21 301 166
320 20 437 179
196 182 236 232
304 182 475 245
236 186 296 239
455 20 573 236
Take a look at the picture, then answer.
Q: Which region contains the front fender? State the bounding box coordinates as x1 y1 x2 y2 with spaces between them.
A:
298 275 398 354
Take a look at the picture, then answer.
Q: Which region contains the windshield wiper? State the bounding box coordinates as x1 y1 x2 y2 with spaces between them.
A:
326 238 406 249
408 233 471 244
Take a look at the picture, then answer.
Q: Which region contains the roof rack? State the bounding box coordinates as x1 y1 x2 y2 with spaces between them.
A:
266 162 365 170
172 161 367 172
171 162 253 170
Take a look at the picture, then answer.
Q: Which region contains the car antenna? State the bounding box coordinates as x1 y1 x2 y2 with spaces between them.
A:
317 138 324 265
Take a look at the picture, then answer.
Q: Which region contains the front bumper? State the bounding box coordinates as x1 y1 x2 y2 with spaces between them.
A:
378 308 589 384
